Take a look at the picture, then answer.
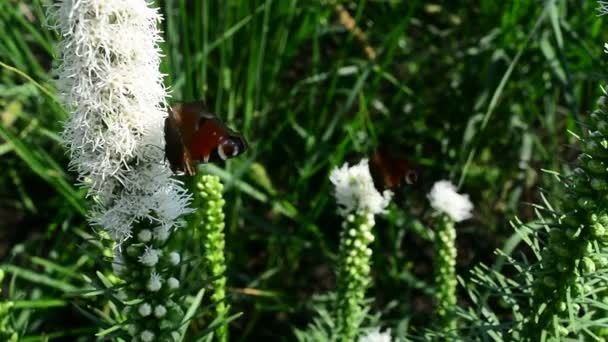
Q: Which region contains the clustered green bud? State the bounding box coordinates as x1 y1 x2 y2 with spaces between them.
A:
525 96 608 339
335 210 376 342
114 227 184 341
197 175 229 342
433 214 458 331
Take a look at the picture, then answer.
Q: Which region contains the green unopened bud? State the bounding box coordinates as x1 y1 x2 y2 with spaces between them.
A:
565 226 582 239
592 222 606 238
551 244 570 258
543 276 557 288
582 257 596 273
586 140 603 155
594 256 608 268
598 214 608 227
587 159 606 174
598 120 608 133
556 262 569 273
557 301 567 312
591 178 608 191
577 197 595 210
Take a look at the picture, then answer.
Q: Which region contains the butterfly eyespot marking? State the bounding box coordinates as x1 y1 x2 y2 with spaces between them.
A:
218 139 239 160
405 170 418 185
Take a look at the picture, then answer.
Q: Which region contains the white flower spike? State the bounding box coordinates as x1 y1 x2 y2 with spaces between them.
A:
358 328 392 342
428 180 473 222
329 159 393 216
49 0 192 243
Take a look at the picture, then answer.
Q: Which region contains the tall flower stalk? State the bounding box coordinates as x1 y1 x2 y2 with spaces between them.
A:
197 175 229 342
330 159 392 341
49 0 191 339
427 180 473 332
520 95 608 339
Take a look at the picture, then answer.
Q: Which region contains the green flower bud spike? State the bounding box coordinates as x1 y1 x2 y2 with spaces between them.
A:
198 175 229 342
427 180 473 333
329 159 393 341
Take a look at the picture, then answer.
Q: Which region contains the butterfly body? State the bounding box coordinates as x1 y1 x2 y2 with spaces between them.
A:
164 101 247 176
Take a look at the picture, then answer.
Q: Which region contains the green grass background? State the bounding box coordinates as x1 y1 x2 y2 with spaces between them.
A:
0 0 606 340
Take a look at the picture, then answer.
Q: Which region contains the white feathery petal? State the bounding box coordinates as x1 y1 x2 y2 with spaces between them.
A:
427 180 474 222
329 159 393 216
358 328 392 342
599 1 608 16
50 0 191 245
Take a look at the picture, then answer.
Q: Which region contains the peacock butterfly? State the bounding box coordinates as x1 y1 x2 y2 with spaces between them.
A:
369 148 419 191
164 101 248 176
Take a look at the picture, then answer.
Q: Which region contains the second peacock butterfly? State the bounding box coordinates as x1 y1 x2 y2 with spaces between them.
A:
369 148 419 191
164 101 248 176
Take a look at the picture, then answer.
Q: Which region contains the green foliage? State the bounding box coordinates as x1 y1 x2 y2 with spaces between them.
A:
0 270 17 342
1 0 608 340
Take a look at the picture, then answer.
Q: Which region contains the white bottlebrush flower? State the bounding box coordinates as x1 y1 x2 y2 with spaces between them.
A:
140 330 155 342
139 246 162 267
154 305 167 318
428 180 473 222
147 272 162 292
359 328 392 342
329 159 393 216
169 251 181 266
138 303 152 317
167 277 180 290
138 229 152 242
49 0 192 243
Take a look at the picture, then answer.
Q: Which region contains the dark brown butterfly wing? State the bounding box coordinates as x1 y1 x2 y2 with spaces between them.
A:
164 108 189 174
369 149 419 191
164 101 247 176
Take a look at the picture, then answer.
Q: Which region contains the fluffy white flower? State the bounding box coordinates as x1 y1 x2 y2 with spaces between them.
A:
427 180 473 222
169 252 181 266
138 303 152 317
167 277 180 290
50 0 192 244
139 246 162 266
127 324 137 336
154 304 167 318
138 229 152 242
140 330 155 342
329 159 393 216
147 272 162 292
359 328 392 342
